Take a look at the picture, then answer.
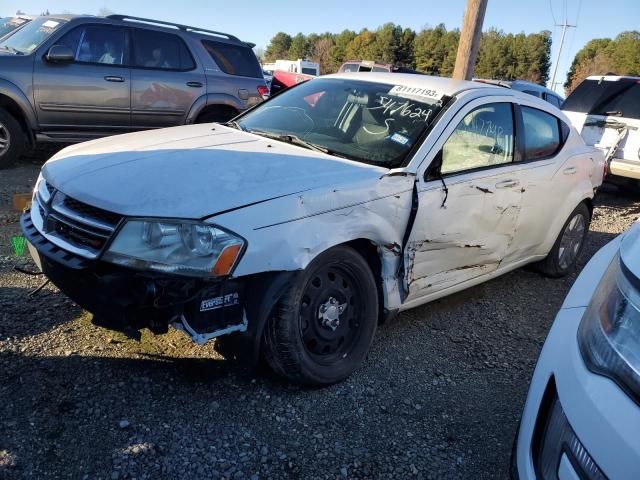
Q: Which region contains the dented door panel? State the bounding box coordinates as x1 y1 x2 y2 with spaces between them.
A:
404 168 523 303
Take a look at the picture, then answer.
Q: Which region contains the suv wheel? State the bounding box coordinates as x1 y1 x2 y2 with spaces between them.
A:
263 246 378 386
0 109 26 169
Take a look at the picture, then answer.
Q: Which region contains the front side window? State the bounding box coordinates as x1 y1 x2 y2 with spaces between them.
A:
237 78 450 168
56 24 127 65
133 29 195 70
440 103 514 175
339 63 359 72
521 106 561 160
202 40 262 78
301 67 317 75
0 16 67 54
544 93 562 108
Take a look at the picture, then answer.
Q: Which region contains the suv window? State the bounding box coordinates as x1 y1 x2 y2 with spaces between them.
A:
132 29 195 71
544 93 562 108
441 103 515 174
562 79 640 120
57 24 128 65
340 63 359 72
521 106 561 160
201 40 262 78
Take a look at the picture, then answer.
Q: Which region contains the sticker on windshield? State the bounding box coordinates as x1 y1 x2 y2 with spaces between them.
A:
42 20 60 28
388 85 442 102
389 133 410 145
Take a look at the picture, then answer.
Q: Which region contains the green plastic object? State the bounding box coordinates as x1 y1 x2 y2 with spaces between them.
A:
11 236 27 257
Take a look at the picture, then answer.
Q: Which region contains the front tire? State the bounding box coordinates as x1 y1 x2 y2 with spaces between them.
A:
0 109 27 169
537 202 591 277
263 245 378 386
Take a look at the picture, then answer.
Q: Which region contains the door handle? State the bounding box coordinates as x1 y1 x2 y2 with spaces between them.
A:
186 81 203 88
563 167 577 175
104 75 124 82
495 179 519 189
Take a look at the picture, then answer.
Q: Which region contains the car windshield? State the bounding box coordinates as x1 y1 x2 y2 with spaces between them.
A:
0 17 30 38
0 17 67 54
237 78 450 168
563 78 640 119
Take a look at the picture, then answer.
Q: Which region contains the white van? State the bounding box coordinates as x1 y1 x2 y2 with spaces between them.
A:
563 75 640 189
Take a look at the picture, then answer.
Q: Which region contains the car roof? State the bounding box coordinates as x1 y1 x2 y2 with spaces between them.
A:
474 78 562 97
325 72 503 97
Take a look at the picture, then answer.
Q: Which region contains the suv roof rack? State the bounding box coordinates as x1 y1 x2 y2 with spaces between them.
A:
106 14 240 42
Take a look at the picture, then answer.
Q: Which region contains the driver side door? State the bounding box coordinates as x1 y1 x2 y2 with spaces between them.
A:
33 23 131 133
403 100 524 304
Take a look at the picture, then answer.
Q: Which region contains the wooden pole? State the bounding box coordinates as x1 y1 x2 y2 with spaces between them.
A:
452 0 488 80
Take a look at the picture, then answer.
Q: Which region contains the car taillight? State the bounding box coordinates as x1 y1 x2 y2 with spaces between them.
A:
257 85 269 98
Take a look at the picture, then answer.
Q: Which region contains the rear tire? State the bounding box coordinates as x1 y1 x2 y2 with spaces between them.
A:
0 109 27 169
263 245 378 386
537 202 591 278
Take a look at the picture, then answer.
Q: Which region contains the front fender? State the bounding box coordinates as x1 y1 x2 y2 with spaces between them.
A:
0 78 38 131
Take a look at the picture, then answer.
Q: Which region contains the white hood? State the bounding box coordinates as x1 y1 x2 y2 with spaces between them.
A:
43 124 386 219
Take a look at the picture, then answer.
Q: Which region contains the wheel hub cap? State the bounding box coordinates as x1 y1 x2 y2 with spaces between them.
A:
558 213 586 269
318 297 347 331
0 123 10 155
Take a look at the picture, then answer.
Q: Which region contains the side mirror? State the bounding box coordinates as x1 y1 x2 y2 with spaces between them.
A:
45 45 74 63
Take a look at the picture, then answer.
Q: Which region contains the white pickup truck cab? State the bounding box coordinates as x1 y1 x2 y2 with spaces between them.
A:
22 73 604 385
563 75 640 189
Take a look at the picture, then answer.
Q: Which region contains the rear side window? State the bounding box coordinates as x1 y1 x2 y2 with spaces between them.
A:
202 40 262 78
132 29 195 71
373 66 390 72
562 79 640 119
339 63 359 72
521 107 561 160
544 94 563 108
523 90 542 98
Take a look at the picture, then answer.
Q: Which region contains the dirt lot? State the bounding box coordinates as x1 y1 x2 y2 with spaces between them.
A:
1 155 639 480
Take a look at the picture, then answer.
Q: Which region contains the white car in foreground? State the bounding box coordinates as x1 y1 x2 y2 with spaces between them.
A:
512 221 640 479
22 73 604 385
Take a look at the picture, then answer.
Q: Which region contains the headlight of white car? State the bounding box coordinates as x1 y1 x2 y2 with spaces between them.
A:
578 252 640 404
103 219 245 278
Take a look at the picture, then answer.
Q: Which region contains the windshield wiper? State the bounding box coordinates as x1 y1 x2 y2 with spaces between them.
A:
226 120 246 131
248 129 329 153
0 45 23 55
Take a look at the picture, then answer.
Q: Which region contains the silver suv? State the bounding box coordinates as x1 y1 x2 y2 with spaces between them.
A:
0 14 267 168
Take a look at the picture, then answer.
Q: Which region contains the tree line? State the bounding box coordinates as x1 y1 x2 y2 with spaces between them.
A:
263 23 552 85
565 31 640 93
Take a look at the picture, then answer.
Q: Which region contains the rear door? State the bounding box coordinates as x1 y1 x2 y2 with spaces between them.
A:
403 100 524 303
130 28 205 128
33 23 131 132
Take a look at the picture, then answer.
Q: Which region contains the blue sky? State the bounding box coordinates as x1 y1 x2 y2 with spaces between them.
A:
4 0 639 93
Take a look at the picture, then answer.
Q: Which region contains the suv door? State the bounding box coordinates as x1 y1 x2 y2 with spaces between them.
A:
403 100 524 304
130 28 205 128
33 23 131 132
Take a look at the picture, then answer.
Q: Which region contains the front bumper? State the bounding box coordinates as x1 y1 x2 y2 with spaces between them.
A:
514 250 640 478
21 209 248 340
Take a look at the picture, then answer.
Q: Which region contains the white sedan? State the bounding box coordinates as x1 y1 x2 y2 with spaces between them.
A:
512 221 640 479
22 73 604 385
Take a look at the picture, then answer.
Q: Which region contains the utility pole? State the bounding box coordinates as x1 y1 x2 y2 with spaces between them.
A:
550 18 576 90
453 0 488 80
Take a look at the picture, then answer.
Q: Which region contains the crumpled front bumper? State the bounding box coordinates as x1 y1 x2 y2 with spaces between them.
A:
21 209 249 341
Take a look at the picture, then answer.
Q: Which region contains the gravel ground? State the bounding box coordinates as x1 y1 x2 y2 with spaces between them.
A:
1 154 639 479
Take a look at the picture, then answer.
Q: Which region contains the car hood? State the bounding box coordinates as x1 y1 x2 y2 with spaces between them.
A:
43 124 387 219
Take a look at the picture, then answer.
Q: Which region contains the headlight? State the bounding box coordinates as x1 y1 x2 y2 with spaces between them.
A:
578 252 640 404
103 219 245 277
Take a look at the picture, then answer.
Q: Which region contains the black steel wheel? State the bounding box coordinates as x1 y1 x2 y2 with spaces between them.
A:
263 245 378 385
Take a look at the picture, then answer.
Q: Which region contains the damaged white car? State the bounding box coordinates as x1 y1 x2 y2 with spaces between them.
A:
22 73 604 385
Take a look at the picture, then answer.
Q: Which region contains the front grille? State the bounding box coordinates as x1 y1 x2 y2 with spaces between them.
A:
34 191 123 258
533 381 607 480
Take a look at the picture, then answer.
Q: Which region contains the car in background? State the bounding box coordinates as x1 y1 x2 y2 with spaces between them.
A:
339 60 423 74
23 73 603 385
262 59 319 77
0 13 267 168
474 79 564 108
562 75 640 191
0 15 32 39
512 220 640 479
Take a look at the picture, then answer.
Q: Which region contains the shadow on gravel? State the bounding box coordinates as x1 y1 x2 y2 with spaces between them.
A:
0 286 82 339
